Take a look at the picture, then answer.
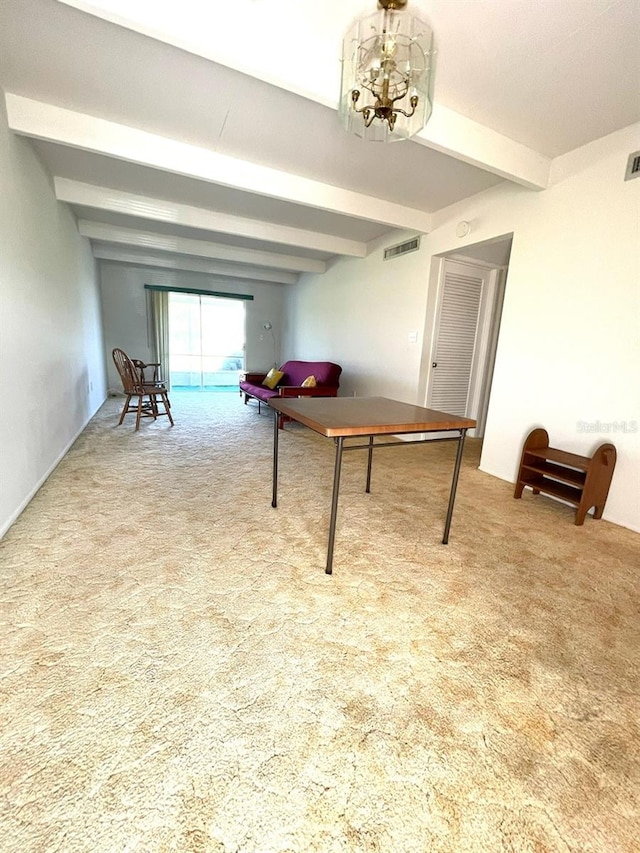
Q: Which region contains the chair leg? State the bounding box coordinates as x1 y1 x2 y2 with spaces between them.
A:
149 394 158 419
163 393 174 426
136 394 143 431
118 395 132 425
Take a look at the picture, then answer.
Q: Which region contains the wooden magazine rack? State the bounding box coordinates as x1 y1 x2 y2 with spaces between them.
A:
514 428 616 525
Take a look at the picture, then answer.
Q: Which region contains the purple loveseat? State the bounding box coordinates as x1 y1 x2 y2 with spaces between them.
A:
240 360 342 427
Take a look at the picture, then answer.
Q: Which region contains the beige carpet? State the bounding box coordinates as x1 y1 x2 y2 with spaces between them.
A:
1 391 638 852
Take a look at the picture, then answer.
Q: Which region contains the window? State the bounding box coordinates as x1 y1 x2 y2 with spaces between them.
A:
168 292 245 390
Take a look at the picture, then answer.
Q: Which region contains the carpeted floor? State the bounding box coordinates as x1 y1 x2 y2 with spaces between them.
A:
1 391 638 852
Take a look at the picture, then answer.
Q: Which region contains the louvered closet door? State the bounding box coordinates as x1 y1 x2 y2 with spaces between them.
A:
428 263 484 416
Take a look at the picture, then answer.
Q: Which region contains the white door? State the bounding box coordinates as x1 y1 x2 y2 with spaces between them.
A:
427 259 497 438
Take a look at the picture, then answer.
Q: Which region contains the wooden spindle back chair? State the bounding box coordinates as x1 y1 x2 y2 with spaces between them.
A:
112 348 174 431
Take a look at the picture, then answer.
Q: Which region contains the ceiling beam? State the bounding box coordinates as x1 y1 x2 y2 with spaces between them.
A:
77 220 326 273
6 94 433 233
54 4 550 190
92 245 298 284
416 104 549 191
54 178 367 257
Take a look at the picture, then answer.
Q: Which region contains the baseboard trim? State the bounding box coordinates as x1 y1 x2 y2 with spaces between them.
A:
478 464 639 534
0 396 108 540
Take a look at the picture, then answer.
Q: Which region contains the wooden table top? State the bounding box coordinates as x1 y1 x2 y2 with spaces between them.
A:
269 396 477 438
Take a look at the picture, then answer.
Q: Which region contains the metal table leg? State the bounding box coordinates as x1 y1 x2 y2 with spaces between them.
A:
326 436 345 575
365 435 374 493
442 428 467 544
271 409 279 508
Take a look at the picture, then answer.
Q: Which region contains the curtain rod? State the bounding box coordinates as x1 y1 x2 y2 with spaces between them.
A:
144 284 254 301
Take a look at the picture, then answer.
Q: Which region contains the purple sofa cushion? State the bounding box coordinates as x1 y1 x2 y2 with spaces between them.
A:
279 361 342 387
239 381 278 402
239 361 342 408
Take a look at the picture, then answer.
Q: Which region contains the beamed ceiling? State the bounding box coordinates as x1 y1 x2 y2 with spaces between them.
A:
1 0 638 286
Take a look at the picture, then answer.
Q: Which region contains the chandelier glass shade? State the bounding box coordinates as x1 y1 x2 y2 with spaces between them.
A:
340 0 435 142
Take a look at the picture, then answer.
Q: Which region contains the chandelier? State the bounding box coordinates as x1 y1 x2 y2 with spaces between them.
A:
340 0 435 142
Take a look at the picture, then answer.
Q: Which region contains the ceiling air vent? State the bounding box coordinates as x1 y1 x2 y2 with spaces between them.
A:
624 151 640 181
384 236 421 261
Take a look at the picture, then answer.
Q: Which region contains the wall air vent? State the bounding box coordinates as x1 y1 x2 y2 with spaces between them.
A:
384 236 421 261
624 151 640 181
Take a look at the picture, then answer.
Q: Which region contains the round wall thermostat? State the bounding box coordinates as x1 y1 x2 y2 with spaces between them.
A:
456 221 471 238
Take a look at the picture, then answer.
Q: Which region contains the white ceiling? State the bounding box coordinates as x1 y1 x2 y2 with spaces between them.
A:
1 0 638 285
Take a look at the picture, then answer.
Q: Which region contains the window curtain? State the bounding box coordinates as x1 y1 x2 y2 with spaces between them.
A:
149 289 170 389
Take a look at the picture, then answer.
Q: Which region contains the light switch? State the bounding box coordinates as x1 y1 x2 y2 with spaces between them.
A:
408 331 418 343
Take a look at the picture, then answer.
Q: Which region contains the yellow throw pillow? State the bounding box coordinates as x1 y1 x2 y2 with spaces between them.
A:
262 368 284 389
301 375 317 387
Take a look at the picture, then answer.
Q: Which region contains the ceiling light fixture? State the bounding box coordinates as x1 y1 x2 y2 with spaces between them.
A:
340 0 435 143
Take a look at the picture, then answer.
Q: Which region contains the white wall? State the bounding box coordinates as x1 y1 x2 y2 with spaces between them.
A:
284 243 431 401
0 97 107 538
99 263 288 391
285 123 640 532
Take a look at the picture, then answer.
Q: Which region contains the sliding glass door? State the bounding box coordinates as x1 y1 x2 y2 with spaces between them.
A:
168 292 245 390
